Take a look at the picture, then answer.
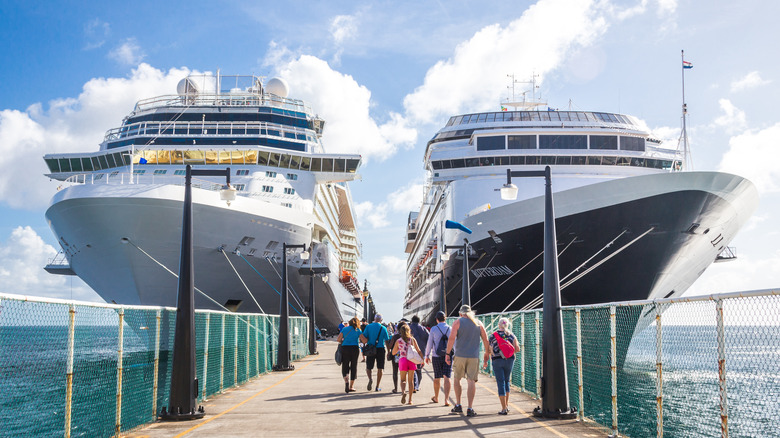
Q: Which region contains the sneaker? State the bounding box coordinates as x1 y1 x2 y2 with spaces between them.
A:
367 379 373 391
451 404 463 413
466 408 477 417
498 409 508 415
392 389 398 394
375 387 381 392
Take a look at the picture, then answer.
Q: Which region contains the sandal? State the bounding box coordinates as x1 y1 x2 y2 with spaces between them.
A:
401 392 407 404
431 397 438 404
344 382 349 394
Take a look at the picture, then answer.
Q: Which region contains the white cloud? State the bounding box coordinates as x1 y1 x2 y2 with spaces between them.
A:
360 255 407 320
330 15 358 45
108 38 146 66
718 122 780 194
712 99 747 134
354 181 424 230
730 71 771 93
83 18 110 50
272 54 417 161
355 201 390 228
402 0 607 125
0 226 95 301
387 182 424 213
0 64 191 209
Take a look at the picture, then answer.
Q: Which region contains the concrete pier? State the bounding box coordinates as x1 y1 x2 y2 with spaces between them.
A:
129 341 604 437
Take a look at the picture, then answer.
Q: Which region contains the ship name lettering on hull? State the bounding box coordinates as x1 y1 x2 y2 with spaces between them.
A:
472 265 514 278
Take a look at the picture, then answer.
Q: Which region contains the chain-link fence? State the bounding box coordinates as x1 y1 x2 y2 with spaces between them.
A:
0 293 309 438
453 289 780 437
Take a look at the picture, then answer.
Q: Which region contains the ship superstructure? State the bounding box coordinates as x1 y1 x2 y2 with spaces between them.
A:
43 73 364 332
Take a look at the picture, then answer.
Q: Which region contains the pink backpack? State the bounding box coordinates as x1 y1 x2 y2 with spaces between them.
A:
493 332 514 359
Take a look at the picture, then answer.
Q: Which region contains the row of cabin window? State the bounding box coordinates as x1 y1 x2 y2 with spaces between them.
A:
446 111 632 126
430 155 675 170
136 168 298 181
45 150 358 174
476 135 645 151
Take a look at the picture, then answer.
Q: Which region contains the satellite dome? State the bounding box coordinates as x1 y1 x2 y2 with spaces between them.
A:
177 77 200 96
265 77 289 98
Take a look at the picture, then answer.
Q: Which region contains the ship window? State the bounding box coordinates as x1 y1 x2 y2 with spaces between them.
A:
540 112 551 121
479 157 495 166
70 158 83 172
451 158 466 168
300 156 311 171
601 156 616 165
464 157 479 167
234 184 246 191
496 156 510 165
631 158 645 167
590 135 618 150
106 154 117 168
508 135 536 149
453 116 463 125
98 155 109 169
282 203 293 208
346 159 359 173
334 159 346 172
529 112 540 121
171 150 183 165
236 170 249 176
289 155 300 169
286 173 297 180
94 174 104 180
267 129 280 137
284 188 295 195
432 161 443 170
587 156 602 165
540 135 587 149
322 158 334 172
477 113 487 122
476 135 505 151
440 160 452 169
541 156 556 165
257 151 269 166
278 154 291 169
526 156 540 165
154 169 167 175
262 185 273 193
268 153 280 167
571 156 587 165
620 136 645 151
82 158 93 171
59 158 71 172
556 156 572 165
91 157 101 170
310 158 322 172
266 171 277 178
133 169 145 174
184 150 205 164
559 112 571 121
617 157 631 166
174 170 186 175
660 160 673 170
510 156 525 165
45 158 60 173
485 113 496 122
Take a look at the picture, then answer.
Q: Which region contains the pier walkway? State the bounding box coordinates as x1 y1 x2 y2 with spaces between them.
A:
129 341 602 437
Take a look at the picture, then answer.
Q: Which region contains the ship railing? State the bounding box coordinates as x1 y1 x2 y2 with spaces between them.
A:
61 172 245 195
451 287 780 438
0 292 311 437
132 92 312 114
103 120 314 143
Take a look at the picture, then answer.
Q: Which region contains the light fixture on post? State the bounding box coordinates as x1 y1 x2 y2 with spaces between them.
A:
428 269 446 316
443 220 473 308
160 164 232 421
362 280 370 323
274 242 307 371
501 166 575 419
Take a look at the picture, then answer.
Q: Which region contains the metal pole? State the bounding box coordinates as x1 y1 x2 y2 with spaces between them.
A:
274 243 294 371
534 166 575 419
152 310 162 419
520 312 525 393
201 313 210 401
439 271 447 316
363 280 369 323
462 240 470 307
716 299 729 438
655 303 663 437
576 308 583 421
115 308 124 435
610 306 618 436
308 274 317 355
64 304 75 438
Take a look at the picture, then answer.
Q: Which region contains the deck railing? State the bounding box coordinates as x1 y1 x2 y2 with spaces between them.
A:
0 293 309 437
456 288 780 438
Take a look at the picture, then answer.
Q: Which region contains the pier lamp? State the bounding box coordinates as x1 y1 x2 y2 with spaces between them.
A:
161 165 233 421
427 269 446 317
275 243 308 371
500 166 575 419
442 220 473 308
362 280 370 323
299 263 329 356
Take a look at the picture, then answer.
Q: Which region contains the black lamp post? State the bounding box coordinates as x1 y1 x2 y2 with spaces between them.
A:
443 239 472 308
160 165 235 421
274 243 308 371
500 166 575 419
299 264 329 355
428 269 446 316
362 280 369 323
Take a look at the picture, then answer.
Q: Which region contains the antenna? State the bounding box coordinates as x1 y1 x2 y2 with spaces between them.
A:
676 50 694 171
502 72 546 110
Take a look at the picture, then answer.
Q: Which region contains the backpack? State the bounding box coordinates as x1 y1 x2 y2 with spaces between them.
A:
435 325 449 357
493 331 514 359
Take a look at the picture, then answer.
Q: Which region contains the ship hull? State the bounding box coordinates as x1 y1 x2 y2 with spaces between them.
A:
46 183 360 333
405 171 758 323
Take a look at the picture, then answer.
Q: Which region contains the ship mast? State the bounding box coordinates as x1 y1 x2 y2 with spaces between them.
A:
677 50 694 171
502 73 547 110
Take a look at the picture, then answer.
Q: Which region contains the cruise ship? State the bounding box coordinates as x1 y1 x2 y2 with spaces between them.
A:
404 97 758 325
43 73 365 333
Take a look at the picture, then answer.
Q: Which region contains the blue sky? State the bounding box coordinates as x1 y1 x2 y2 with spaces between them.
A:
1 0 779 322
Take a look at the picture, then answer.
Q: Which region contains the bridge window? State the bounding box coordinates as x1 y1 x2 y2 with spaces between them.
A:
539 135 586 149
591 135 618 150
508 135 536 149
620 136 645 151
476 135 505 151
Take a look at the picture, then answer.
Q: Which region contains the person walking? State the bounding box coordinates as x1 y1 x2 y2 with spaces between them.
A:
360 313 389 391
409 315 429 392
337 316 362 393
489 317 522 415
444 305 490 417
386 321 407 394
424 311 452 405
359 318 368 362
391 323 424 405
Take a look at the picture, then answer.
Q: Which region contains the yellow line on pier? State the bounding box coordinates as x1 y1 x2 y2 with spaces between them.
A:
476 380 571 438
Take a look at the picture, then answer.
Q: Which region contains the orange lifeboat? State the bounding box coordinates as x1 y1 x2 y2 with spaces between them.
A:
339 269 361 295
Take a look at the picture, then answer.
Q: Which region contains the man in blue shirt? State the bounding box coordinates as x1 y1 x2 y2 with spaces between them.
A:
360 314 390 391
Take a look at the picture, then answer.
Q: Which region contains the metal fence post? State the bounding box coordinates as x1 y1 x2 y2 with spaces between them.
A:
152 309 161 419
64 304 76 438
202 313 210 401
576 307 583 421
115 308 125 436
610 306 618 437
520 313 525 393
655 303 663 438
234 315 238 386
255 315 260 376
535 310 541 398
220 313 225 393
246 317 250 380
716 299 729 438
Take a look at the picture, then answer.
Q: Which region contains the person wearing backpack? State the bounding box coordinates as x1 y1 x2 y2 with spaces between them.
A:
489 317 521 415
424 311 452 405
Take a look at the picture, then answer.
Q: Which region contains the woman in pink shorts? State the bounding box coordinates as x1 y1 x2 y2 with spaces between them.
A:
391 324 424 405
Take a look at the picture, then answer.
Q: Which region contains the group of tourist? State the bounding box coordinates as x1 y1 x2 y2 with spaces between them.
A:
336 305 521 416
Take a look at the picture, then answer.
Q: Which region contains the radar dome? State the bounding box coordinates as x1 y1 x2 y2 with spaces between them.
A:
177 77 200 96
265 77 289 98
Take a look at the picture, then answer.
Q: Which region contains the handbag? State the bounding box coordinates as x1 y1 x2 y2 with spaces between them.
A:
335 344 343 365
405 339 423 364
363 343 377 357
494 332 515 359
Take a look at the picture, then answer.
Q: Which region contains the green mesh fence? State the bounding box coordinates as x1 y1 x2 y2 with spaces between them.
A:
447 289 780 437
0 293 310 437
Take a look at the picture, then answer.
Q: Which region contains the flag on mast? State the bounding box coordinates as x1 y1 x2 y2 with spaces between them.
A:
683 60 693 69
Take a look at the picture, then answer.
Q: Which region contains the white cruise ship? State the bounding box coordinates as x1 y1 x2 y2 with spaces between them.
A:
43 73 365 333
404 99 758 326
